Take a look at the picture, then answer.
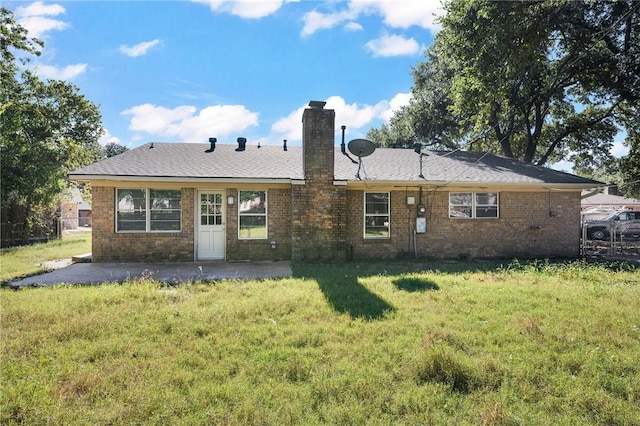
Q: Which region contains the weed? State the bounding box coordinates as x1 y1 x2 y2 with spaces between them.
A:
1 257 639 424
415 347 477 393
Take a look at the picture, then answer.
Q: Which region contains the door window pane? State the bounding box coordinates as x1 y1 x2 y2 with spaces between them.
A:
201 193 222 227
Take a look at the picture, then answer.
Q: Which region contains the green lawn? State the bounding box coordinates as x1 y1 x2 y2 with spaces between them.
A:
1 257 639 425
0 231 91 282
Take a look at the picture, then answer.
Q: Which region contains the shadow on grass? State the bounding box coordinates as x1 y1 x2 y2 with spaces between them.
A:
393 277 439 292
293 258 608 319
293 265 394 320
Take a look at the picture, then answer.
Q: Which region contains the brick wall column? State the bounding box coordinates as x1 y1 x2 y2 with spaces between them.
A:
291 103 347 261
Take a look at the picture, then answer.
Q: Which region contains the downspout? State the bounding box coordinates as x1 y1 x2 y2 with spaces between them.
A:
581 188 602 199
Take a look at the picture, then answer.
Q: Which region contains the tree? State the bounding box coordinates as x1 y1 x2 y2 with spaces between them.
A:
103 141 129 158
1 7 103 245
366 116 415 149
618 133 640 198
375 0 639 173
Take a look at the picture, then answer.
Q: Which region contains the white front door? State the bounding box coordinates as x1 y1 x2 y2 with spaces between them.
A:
197 191 225 260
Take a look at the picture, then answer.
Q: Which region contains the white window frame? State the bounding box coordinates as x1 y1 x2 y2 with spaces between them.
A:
449 192 499 219
116 188 181 233
238 190 268 240
364 192 390 239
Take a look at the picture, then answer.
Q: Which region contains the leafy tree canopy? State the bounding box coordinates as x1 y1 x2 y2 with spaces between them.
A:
104 141 129 158
1 7 103 244
369 0 639 189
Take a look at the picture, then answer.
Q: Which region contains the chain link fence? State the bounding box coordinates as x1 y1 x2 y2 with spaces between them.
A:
581 220 640 258
1 220 60 248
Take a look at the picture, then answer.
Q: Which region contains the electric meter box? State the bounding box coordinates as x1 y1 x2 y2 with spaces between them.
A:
416 217 426 233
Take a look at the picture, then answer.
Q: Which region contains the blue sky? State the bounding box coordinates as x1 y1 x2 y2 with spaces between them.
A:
10 0 442 150
9 0 629 172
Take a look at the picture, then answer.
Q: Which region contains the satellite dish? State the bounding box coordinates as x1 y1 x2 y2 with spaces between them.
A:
347 139 376 180
347 139 376 157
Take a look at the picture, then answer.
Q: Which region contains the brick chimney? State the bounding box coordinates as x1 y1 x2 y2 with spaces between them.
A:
302 101 334 183
291 101 347 261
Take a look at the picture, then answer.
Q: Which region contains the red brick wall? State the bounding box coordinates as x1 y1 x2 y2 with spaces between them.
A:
226 188 292 261
292 184 347 261
346 189 581 260
91 186 194 262
91 185 580 262
291 106 347 261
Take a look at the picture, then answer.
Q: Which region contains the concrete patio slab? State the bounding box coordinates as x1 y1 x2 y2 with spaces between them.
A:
6 260 292 288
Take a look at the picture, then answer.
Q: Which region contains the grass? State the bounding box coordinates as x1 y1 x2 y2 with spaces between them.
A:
1 255 639 425
0 231 91 282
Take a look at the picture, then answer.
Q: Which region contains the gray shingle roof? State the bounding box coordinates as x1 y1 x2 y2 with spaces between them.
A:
71 142 303 180
335 149 601 185
582 192 640 206
69 142 602 186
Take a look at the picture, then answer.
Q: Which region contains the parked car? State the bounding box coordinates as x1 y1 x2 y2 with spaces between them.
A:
583 210 640 240
580 206 620 222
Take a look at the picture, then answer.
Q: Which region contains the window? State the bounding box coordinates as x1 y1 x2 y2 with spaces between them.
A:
116 189 146 231
238 191 267 239
364 192 390 238
150 190 181 230
449 192 498 219
116 189 181 232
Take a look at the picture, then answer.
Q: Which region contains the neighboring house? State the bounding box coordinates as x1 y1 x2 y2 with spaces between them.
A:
69 101 601 262
581 186 640 218
60 187 92 230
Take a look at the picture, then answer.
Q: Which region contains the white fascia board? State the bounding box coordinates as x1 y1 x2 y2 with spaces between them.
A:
68 175 294 184
344 180 602 191
432 181 600 189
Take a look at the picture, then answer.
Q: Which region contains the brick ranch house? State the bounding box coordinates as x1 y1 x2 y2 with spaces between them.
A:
69 101 602 262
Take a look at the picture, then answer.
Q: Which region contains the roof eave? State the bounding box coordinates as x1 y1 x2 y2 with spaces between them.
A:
343 179 603 191
69 174 603 191
68 174 296 184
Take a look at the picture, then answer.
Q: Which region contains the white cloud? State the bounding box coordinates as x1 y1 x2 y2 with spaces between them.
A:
119 39 161 57
229 1 284 19
16 1 65 17
381 92 411 121
191 0 286 19
123 104 197 135
612 140 629 157
122 103 259 143
14 2 86 80
98 129 121 147
345 21 363 32
36 63 87 80
327 96 390 128
122 95 414 148
302 0 444 37
271 105 307 142
351 0 444 32
15 2 68 38
301 9 357 37
17 16 68 39
365 33 421 57
271 95 398 143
